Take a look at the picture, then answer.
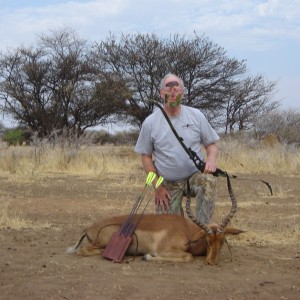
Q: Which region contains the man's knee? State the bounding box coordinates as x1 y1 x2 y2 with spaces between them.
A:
191 173 216 197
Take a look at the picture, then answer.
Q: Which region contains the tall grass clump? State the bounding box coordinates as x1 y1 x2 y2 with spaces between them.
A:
0 202 29 229
0 201 51 229
216 133 300 174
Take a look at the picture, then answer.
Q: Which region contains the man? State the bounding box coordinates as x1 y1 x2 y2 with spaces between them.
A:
134 73 219 224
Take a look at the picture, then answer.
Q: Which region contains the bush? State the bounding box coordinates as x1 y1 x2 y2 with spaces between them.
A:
254 108 300 146
2 129 25 146
91 130 139 145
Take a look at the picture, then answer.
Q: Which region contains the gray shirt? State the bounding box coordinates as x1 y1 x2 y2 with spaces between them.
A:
134 105 219 181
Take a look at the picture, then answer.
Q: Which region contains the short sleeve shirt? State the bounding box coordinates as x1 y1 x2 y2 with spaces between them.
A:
134 105 219 181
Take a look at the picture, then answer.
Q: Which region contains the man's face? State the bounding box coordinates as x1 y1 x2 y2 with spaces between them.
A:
160 77 184 107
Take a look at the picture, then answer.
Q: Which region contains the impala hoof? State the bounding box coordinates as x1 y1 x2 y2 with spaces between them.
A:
142 253 154 261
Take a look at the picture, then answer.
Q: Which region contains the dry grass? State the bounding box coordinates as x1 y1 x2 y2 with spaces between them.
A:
217 138 300 174
0 144 143 181
0 139 299 179
0 202 26 228
0 201 51 230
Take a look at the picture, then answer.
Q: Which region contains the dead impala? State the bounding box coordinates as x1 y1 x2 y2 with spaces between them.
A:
67 184 244 265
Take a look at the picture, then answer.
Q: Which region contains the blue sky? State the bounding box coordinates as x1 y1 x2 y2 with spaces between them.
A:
0 0 299 127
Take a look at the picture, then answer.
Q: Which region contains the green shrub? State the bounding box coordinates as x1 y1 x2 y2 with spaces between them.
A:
2 129 24 146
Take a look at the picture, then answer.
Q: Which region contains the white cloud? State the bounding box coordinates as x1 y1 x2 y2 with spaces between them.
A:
257 0 278 16
0 0 126 48
1 0 299 50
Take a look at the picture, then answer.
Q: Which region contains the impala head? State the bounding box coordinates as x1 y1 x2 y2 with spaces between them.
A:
204 226 225 265
186 174 241 265
203 226 243 265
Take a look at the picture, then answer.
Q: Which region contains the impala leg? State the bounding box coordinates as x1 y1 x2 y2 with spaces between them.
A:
143 251 193 262
76 245 102 256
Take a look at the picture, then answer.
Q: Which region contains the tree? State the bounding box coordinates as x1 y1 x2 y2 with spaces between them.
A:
93 32 277 129
0 28 129 137
222 75 279 133
93 33 167 127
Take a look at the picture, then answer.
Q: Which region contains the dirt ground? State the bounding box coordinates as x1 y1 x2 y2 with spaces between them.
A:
0 172 299 300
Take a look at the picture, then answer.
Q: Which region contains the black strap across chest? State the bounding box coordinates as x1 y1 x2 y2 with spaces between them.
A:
152 101 273 197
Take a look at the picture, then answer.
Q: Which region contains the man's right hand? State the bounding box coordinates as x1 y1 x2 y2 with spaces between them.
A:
154 186 171 212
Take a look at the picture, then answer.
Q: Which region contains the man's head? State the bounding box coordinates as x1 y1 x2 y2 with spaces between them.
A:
159 74 184 108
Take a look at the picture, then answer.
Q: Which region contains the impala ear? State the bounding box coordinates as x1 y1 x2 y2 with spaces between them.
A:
224 227 245 235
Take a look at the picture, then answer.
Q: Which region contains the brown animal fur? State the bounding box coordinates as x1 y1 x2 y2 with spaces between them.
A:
67 214 244 265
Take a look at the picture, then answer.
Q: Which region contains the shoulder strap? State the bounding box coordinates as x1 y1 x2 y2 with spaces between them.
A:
153 101 225 177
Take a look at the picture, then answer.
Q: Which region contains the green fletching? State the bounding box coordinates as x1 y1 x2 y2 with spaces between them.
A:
146 172 156 185
155 176 164 189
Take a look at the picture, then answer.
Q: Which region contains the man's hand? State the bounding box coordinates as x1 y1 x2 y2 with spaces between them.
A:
204 143 218 173
154 185 170 212
204 158 217 173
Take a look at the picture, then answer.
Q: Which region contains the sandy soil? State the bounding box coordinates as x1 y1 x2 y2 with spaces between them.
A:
0 173 299 300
